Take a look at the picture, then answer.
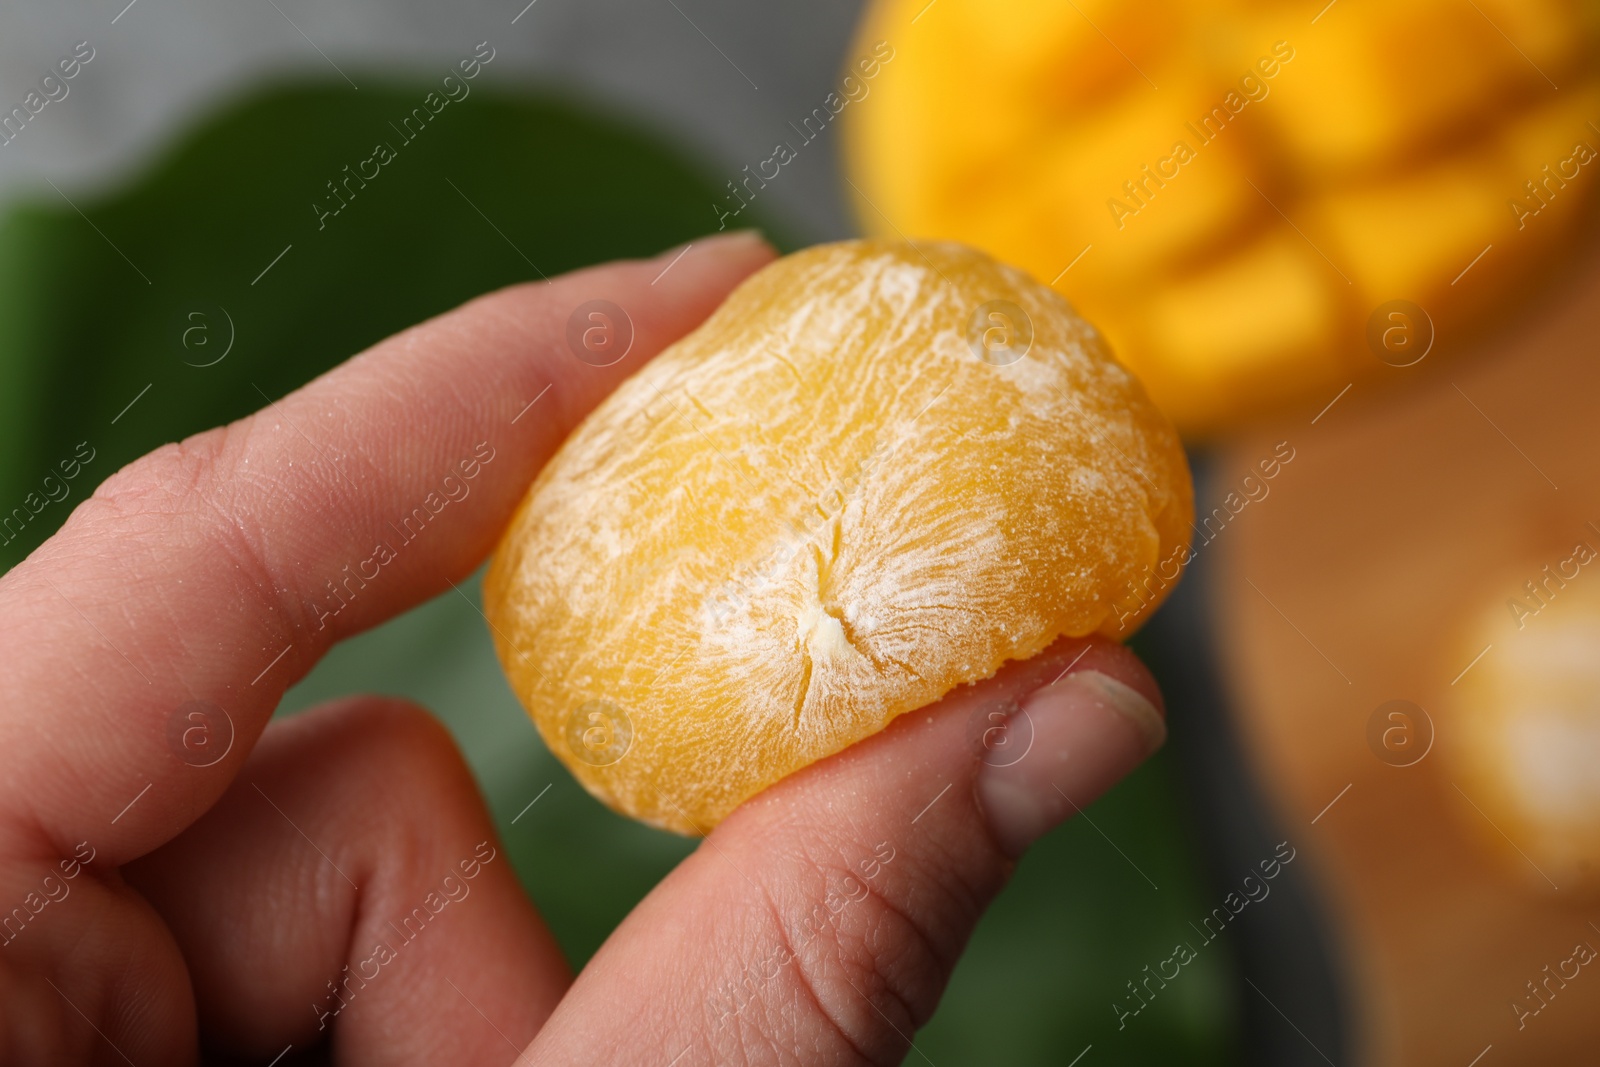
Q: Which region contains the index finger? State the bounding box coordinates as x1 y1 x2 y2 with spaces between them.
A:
0 232 776 866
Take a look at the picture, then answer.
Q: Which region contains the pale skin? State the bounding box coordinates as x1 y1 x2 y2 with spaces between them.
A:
0 231 1166 1065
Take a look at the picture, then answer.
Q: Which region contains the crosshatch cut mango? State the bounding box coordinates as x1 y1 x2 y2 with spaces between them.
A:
485 240 1192 833
844 0 1600 434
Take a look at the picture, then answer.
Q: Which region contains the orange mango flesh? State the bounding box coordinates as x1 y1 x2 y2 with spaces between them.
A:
485 240 1192 833
845 0 1600 435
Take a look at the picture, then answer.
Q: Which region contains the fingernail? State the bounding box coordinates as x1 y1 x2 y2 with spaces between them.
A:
655 229 769 260
975 670 1167 858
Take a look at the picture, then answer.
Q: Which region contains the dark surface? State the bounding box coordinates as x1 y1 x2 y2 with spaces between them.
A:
1143 453 1352 1066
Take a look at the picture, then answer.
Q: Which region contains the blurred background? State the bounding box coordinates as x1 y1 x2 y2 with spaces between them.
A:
2 1 1596 1064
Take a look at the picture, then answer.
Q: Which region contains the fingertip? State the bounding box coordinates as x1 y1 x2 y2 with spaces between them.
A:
977 668 1165 857
654 228 772 257
1028 635 1166 718
746 634 1167 863
647 229 776 290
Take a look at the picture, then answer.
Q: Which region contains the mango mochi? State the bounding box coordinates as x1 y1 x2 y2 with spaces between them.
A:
485 240 1191 833
1447 564 1600 894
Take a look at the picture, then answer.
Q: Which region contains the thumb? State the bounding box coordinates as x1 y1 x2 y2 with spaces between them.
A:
521 635 1166 1066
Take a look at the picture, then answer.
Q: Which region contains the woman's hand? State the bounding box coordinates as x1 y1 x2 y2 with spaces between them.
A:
0 231 1166 1066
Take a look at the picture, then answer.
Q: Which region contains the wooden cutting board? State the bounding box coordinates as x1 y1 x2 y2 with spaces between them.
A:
1210 242 1600 1065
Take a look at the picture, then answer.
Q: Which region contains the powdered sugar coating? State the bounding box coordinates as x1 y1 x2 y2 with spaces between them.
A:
486 239 1192 833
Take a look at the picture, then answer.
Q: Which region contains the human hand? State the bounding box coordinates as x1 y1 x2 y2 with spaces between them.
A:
0 231 1167 1066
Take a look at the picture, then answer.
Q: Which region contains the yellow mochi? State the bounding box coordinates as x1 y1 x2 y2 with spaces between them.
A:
485 240 1192 834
